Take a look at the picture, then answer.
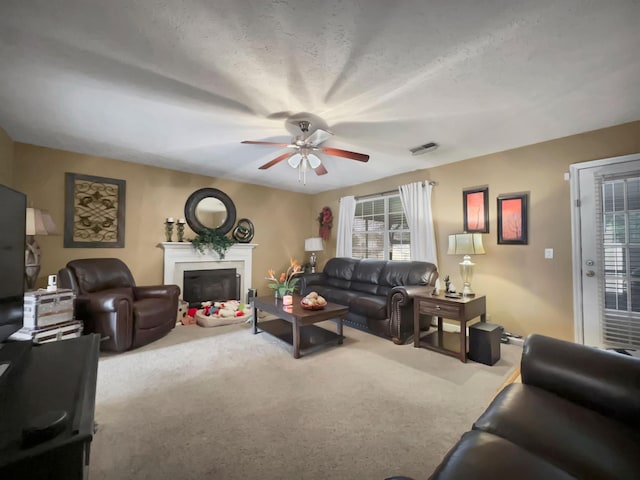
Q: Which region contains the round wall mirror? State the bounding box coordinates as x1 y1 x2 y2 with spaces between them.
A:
184 188 236 236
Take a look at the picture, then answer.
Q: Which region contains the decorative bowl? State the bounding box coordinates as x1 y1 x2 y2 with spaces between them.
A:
300 301 325 310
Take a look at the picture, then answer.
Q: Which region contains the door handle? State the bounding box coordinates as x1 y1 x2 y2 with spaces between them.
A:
585 270 595 277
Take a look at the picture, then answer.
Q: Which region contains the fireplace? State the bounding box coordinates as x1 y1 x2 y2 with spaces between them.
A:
160 243 257 303
183 268 240 307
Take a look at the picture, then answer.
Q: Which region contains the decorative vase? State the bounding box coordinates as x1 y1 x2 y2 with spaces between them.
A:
283 293 293 306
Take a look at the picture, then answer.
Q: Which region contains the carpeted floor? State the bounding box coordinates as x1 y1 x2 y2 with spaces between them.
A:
89 321 520 480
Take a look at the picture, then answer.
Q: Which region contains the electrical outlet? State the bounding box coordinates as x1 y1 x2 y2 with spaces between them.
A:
545 248 554 259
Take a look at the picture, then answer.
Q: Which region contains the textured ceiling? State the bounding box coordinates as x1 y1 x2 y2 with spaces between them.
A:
1 1 639 193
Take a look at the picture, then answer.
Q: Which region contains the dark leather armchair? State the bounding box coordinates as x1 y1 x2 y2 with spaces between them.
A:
423 334 640 479
58 258 180 352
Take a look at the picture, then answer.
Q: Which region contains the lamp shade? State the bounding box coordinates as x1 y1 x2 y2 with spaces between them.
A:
26 208 59 236
305 237 324 252
447 233 485 255
40 210 59 235
26 208 47 235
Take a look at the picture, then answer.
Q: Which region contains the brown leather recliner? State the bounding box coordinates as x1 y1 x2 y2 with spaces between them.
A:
58 258 180 352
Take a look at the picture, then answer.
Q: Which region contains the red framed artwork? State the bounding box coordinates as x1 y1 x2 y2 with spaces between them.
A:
463 187 489 233
497 193 528 244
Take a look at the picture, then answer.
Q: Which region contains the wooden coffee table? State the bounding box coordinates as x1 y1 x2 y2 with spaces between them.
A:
252 294 349 358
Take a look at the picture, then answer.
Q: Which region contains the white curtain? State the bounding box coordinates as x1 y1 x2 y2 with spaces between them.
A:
399 182 437 264
336 195 356 257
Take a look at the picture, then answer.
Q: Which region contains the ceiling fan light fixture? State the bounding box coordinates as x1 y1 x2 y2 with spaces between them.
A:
410 142 439 155
288 153 303 168
307 153 321 169
242 115 369 178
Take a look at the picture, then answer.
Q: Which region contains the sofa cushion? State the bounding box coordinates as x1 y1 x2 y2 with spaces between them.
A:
473 383 640 480
349 259 386 295
350 294 387 320
430 430 574 480
67 258 136 294
134 298 174 329
310 286 359 308
323 257 358 290
377 261 431 296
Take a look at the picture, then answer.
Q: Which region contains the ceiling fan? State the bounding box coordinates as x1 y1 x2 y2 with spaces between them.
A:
241 120 369 183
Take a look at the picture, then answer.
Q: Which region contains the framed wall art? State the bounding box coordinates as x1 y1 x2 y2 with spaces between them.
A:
497 193 528 245
463 187 489 233
64 173 126 248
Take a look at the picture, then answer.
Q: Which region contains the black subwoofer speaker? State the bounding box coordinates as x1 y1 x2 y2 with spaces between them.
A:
469 322 501 366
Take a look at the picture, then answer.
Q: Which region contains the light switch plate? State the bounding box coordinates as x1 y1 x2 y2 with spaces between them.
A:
545 248 554 259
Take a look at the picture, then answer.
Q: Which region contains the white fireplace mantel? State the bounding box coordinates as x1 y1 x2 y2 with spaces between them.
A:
160 242 257 300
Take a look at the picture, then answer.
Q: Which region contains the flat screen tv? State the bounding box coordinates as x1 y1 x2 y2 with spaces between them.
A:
0 184 25 343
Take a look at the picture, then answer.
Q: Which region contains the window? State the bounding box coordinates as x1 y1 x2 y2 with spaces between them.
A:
352 194 411 260
600 176 640 347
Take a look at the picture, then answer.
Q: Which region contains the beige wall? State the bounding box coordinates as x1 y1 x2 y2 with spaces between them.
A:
0 127 14 186
312 121 640 341
11 121 640 340
13 144 313 295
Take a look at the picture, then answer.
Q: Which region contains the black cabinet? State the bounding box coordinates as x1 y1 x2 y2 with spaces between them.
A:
0 334 100 479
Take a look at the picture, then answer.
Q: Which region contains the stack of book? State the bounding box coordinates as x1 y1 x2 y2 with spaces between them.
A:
9 288 83 344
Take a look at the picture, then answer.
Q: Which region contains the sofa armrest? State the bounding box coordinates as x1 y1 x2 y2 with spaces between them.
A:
388 285 435 342
75 291 133 314
521 334 640 427
391 284 435 302
74 291 135 352
298 273 326 295
134 284 180 301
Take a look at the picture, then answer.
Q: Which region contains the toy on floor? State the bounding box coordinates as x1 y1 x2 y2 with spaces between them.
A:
195 300 251 327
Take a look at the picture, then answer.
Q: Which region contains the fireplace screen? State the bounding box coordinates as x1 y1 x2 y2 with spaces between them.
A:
183 268 240 307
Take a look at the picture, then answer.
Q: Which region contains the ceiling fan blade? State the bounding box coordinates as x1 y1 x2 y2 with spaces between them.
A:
305 128 333 146
320 147 369 162
242 140 291 147
315 163 328 175
287 153 303 168
259 152 294 170
307 153 322 169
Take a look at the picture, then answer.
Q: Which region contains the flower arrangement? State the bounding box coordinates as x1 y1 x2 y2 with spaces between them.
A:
318 206 333 241
267 259 303 297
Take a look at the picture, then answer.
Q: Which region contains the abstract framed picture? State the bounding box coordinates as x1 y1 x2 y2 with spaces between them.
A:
463 187 489 233
64 173 126 248
497 193 528 245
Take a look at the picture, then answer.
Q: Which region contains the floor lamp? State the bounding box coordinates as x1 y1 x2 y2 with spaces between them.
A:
304 237 324 273
25 208 58 290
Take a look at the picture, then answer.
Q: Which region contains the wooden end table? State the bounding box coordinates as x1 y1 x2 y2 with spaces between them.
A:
252 295 349 358
413 293 486 362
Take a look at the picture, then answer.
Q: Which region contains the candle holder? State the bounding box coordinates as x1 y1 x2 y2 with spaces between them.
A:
177 221 185 242
165 220 174 242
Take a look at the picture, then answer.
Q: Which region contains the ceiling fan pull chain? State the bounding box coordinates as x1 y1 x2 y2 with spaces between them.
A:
302 156 308 185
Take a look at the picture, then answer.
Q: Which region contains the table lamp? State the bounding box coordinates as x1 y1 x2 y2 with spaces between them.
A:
447 233 485 297
304 237 324 273
25 208 59 290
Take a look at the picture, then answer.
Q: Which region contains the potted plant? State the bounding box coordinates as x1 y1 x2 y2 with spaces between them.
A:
266 259 303 298
190 228 236 259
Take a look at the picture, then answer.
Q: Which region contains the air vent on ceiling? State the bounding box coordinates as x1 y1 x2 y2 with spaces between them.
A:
410 142 439 155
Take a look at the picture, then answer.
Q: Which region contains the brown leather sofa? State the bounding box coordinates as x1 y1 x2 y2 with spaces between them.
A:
58 258 180 352
395 334 640 479
299 257 438 344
